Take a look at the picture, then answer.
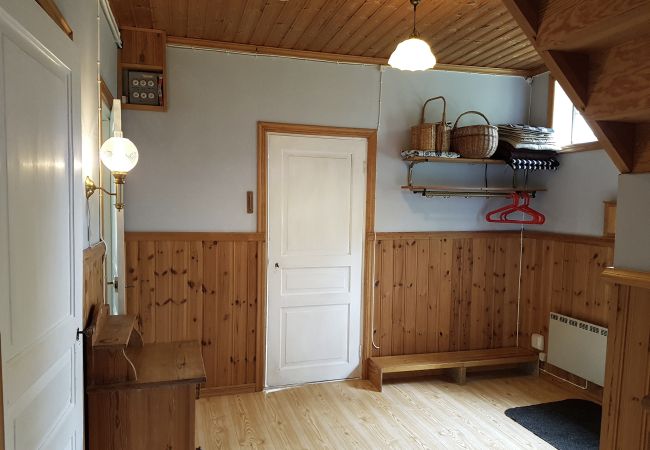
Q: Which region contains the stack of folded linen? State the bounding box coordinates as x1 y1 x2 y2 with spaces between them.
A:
494 124 560 170
497 124 560 151
401 149 460 159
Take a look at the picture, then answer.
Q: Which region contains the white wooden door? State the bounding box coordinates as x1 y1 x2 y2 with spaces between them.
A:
0 1 83 448
266 133 367 388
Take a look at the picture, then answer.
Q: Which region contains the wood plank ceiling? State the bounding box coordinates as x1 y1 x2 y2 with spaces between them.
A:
108 0 544 75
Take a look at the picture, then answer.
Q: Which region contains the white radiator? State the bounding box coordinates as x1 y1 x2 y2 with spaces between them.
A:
547 312 608 386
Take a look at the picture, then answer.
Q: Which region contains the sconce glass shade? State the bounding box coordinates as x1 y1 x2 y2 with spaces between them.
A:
99 137 139 173
388 37 437 71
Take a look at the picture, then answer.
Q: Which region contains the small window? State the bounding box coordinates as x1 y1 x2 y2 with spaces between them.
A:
549 78 597 148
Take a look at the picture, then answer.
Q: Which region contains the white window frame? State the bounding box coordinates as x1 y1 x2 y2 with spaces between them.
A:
547 76 600 153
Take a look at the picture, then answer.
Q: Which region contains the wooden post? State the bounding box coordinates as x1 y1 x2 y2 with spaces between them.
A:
449 367 467 385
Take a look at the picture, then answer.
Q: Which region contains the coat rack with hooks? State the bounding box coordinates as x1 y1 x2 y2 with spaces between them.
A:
402 156 545 198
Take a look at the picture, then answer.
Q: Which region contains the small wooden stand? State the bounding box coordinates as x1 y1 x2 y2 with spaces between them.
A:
85 305 206 450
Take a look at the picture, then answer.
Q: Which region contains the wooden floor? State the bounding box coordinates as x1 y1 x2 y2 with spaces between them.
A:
196 372 592 449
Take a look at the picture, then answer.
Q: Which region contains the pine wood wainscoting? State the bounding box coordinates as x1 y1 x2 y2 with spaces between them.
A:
125 230 613 396
83 241 107 327
125 232 263 396
365 231 613 356
600 269 650 450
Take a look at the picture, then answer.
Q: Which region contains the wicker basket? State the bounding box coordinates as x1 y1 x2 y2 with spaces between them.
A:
410 96 451 151
451 110 498 158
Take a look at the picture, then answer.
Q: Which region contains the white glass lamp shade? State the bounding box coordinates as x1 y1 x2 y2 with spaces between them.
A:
99 137 139 173
388 37 437 71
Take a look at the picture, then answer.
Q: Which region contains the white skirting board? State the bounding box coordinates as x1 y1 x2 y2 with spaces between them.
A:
547 312 608 386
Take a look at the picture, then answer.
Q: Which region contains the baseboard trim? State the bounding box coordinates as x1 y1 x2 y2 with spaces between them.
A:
200 383 257 398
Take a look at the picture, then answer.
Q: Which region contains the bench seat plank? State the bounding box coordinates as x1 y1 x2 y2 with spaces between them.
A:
367 347 538 391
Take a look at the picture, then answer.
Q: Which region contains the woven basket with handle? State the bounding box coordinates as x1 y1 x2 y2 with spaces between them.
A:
451 110 498 158
410 96 451 151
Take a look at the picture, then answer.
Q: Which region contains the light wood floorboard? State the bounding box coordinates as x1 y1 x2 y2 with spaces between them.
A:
196 372 592 449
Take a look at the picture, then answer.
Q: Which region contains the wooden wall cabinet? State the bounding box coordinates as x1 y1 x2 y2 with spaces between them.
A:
600 269 650 450
118 27 167 112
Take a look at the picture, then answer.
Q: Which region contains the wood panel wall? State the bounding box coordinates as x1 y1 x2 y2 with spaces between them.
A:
83 242 106 327
600 271 650 450
125 233 262 395
369 232 522 357
518 233 615 352
125 230 615 393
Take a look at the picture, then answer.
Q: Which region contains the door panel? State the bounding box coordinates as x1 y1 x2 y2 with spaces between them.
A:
284 153 352 255
0 1 83 448
266 133 366 388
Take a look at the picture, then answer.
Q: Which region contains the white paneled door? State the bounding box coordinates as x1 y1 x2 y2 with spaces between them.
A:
0 1 83 449
266 133 367 388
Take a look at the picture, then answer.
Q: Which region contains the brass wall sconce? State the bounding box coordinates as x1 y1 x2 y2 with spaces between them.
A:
85 131 139 210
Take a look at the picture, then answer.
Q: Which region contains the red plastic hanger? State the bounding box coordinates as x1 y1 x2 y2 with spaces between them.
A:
486 192 545 225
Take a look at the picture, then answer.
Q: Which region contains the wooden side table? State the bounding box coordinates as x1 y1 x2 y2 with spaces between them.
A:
85 305 206 450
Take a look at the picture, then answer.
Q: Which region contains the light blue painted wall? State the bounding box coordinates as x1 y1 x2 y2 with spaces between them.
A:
614 174 650 271
124 47 530 232
526 72 620 236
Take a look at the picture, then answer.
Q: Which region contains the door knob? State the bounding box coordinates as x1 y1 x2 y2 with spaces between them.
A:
274 262 279 268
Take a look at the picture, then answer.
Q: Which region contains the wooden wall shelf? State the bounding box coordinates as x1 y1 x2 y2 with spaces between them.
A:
403 156 505 165
402 155 544 197
403 185 545 197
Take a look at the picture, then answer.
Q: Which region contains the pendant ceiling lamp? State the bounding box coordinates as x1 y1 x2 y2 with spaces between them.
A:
388 0 437 71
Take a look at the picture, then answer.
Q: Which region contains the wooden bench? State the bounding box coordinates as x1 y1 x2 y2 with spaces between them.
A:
367 347 538 392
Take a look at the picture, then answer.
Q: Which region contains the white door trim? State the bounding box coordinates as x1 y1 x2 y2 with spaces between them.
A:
256 123 377 391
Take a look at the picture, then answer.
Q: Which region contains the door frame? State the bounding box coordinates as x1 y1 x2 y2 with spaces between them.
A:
256 122 377 390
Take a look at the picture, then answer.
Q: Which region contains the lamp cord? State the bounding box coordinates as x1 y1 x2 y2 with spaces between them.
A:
411 0 420 37
412 2 417 35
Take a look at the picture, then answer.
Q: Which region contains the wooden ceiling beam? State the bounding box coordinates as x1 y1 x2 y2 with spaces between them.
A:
503 0 538 38
585 35 650 123
592 121 636 172
544 50 590 108
633 124 650 172
501 0 637 173
537 0 650 51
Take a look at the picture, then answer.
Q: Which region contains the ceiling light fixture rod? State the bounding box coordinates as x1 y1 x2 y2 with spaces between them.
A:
411 0 420 37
